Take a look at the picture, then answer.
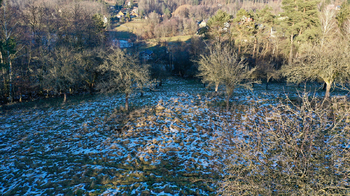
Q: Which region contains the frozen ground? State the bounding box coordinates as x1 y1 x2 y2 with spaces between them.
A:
0 79 348 195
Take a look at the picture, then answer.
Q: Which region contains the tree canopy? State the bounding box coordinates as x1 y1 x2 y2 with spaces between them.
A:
280 0 320 65
282 38 350 99
197 42 257 110
97 48 150 110
207 10 232 42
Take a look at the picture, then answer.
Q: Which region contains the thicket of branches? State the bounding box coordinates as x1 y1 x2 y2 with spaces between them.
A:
0 0 108 103
217 95 350 195
197 41 257 110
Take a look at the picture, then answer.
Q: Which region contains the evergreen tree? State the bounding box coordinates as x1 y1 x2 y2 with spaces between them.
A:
254 6 275 58
280 0 320 65
126 11 131 22
0 0 19 103
207 10 232 42
231 9 255 55
92 14 106 31
336 2 350 34
164 8 171 18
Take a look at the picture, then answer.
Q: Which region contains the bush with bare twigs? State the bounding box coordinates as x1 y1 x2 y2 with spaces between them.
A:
218 95 350 195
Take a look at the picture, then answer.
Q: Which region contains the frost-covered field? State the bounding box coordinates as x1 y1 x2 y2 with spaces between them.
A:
0 79 347 195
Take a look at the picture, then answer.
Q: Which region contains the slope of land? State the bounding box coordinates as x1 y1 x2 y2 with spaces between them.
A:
0 79 348 195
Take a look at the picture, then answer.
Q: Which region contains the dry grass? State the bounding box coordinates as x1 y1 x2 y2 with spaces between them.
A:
114 20 148 33
145 35 192 47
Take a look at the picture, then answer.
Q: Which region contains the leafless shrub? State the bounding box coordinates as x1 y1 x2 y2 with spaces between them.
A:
218 95 350 195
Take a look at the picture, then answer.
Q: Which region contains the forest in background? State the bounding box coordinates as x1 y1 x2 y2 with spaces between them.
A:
1 0 350 105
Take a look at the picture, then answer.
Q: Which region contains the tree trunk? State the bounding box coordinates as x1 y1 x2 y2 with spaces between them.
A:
266 81 269 90
2 67 7 96
264 41 269 58
226 95 230 111
89 83 94 95
8 52 13 103
324 82 331 100
322 82 326 90
19 87 22 102
289 34 293 66
215 83 219 92
125 92 129 111
253 38 257 58
63 92 67 103
226 87 234 111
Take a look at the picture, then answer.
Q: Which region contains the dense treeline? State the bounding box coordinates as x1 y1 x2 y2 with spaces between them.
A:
136 0 282 39
197 0 350 103
138 0 282 16
2 0 350 105
0 0 108 103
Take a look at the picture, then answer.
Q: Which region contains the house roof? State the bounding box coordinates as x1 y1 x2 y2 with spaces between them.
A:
116 11 124 16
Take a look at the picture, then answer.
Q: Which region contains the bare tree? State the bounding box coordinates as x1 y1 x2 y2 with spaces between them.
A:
282 37 350 100
42 47 81 102
0 0 22 103
319 8 338 47
197 42 257 110
75 48 102 94
97 48 150 111
253 59 280 90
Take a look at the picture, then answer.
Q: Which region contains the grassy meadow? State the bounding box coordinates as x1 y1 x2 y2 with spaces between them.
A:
0 78 349 195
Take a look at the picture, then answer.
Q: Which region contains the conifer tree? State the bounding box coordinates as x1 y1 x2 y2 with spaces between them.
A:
207 10 232 42
336 2 350 34
126 11 131 22
254 6 275 58
0 0 20 103
280 0 320 65
231 9 256 55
